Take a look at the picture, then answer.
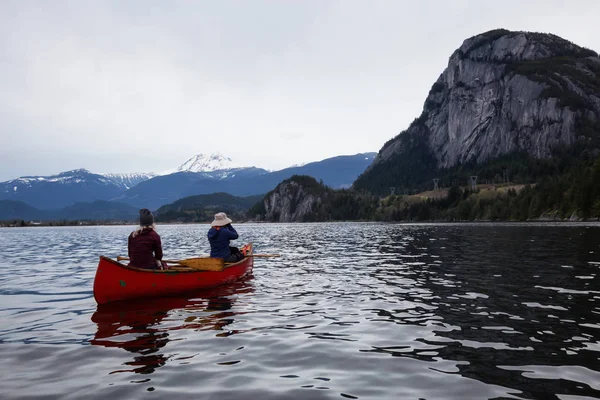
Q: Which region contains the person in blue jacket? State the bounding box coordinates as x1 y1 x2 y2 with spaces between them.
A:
207 212 243 262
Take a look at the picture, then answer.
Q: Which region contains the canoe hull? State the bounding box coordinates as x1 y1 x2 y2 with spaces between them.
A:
93 244 254 304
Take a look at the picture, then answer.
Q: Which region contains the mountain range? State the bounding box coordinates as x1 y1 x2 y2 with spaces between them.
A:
0 152 376 218
3 29 598 223
114 153 376 209
0 169 156 210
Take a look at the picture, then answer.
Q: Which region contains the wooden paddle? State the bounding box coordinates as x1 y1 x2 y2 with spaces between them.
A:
116 256 225 271
117 253 279 271
117 254 280 261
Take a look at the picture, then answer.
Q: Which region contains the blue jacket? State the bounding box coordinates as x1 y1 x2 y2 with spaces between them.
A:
208 225 238 258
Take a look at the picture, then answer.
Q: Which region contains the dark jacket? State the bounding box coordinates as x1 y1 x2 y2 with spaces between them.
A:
208 225 238 258
128 228 163 269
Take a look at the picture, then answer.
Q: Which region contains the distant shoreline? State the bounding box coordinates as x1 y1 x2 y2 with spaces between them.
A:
1 219 599 228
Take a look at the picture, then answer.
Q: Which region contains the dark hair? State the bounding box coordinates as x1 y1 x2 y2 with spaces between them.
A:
139 208 154 226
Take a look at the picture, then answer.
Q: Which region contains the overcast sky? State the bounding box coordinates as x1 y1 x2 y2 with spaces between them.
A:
1 0 599 180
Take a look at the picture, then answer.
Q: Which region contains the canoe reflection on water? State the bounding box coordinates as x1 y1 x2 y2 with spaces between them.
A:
90 279 254 375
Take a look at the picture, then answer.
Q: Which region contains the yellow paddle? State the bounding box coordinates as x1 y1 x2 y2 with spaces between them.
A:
116 256 225 271
117 253 280 271
117 254 280 261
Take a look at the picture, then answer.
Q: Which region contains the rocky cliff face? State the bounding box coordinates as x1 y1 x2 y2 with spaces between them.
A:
356 29 600 191
262 179 324 222
253 175 380 222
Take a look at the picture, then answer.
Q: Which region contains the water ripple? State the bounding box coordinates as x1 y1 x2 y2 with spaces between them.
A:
0 222 599 399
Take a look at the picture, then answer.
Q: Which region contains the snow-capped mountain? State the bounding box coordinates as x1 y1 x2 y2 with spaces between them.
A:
114 153 377 209
2 169 113 189
3 169 155 190
0 155 252 210
100 172 156 190
0 169 127 209
160 153 245 175
0 152 377 212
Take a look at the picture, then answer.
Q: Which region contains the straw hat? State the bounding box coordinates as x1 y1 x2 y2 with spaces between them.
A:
211 212 232 227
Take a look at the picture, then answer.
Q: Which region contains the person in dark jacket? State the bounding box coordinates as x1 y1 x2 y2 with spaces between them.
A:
207 212 243 262
128 208 166 269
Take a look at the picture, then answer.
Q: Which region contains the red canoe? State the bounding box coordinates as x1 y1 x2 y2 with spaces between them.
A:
93 243 254 304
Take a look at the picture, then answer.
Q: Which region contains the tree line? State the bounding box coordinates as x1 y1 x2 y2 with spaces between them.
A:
253 151 600 222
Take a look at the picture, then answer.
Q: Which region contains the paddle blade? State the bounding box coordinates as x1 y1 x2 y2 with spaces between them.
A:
175 258 225 271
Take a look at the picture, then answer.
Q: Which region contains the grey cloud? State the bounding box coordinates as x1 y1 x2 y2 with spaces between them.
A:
0 0 599 180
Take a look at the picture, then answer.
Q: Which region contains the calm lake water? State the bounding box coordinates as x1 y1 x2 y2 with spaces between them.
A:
1 222 599 399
